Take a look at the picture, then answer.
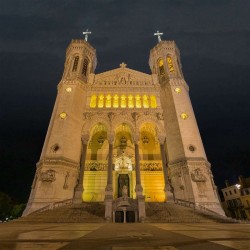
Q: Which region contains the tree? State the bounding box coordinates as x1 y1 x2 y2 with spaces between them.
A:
0 192 12 220
11 203 26 218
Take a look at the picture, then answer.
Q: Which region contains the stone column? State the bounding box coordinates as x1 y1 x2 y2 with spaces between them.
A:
107 141 114 189
159 135 174 202
134 140 143 196
134 133 145 222
123 208 126 223
73 134 89 204
104 133 114 221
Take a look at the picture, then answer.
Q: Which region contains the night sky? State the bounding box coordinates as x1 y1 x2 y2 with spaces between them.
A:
1 0 250 203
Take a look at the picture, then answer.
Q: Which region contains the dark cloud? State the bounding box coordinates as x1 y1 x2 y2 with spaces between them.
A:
0 0 250 201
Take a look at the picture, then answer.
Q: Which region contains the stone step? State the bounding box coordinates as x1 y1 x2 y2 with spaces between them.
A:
19 202 105 223
18 201 238 224
145 202 238 223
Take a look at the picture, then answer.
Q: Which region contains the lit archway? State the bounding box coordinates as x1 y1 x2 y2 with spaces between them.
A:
139 122 165 202
83 123 108 202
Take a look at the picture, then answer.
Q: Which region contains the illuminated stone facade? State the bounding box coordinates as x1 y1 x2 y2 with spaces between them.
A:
23 38 225 219
221 176 250 220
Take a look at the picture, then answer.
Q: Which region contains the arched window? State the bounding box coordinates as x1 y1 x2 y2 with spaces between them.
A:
166 55 174 72
121 95 126 108
82 58 89 76
150 95 157 108
105 94 112 108
90 95 97 108
113 94 119 108
98 94 104 108
128 95 134 108
135 95 141 108
72 56 79 72
143 95 149 108
158 58 165 76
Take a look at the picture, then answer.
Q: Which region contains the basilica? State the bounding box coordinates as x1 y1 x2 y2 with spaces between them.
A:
23 32 224 221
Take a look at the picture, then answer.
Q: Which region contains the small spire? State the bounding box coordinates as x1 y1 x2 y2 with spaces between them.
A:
154 30 163 43
82 29 92 42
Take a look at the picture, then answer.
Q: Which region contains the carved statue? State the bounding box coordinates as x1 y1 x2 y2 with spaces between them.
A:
122 185 128 198
40 169 56 182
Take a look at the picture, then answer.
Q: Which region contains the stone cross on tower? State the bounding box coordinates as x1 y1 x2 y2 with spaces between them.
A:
82 29 92 42
154 30 163 43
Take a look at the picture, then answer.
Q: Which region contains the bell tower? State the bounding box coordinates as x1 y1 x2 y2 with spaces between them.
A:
149 39 224 215
62 39 97 82
23 39 97 215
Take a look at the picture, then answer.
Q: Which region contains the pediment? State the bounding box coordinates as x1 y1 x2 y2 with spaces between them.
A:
94 66 153 87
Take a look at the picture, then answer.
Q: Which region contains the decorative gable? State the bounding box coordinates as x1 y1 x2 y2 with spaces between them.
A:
94 66 153 87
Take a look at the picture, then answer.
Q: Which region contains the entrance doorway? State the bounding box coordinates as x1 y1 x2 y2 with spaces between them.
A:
126 211 136 222
115 211 124 223
114 210 136 223
118 174 130 198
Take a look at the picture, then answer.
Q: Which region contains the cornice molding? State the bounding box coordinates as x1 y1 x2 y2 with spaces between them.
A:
36 157 79 169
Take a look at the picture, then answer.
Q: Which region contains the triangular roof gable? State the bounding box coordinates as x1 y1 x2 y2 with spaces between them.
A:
94 67 153 86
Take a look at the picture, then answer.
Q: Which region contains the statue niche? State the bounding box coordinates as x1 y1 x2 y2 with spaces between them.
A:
118 174 130 198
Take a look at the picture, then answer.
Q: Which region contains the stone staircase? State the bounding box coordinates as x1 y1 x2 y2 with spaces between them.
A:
145 202 238 223
18 201 238 224
18 202 105 223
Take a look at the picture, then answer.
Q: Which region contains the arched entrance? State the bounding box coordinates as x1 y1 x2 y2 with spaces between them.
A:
82 123 109 202
113 198 138 223
139 122 165 202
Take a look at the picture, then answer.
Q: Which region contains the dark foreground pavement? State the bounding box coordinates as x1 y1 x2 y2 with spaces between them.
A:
0 222 249 249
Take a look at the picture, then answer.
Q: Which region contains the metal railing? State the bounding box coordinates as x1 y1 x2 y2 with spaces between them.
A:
31 199 73 214
175 199 221 216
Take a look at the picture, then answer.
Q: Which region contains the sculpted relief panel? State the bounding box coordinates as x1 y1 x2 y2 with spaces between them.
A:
40 169 56 182
94 67 153 87
190 168 207 182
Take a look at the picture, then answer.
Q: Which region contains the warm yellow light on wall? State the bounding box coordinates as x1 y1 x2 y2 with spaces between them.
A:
105 94 112 108
113 94 119 108
175 87 181 93
167 55 174 72
66 87 72 92
128 95 134 108
158 59 164 67
89 94 157 109
90 95 97 108
180 113 188 120
60 112 67 119
158 58 165 76
135 95 142 108
143 95 149 108
98 94 104 108
150 96 157 108
121 95 126 108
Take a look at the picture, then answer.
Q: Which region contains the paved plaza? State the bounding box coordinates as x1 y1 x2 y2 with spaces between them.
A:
0 222 250 249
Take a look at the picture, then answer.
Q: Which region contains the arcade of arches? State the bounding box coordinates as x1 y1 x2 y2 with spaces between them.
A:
90 94 157 109
81 122 166 202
